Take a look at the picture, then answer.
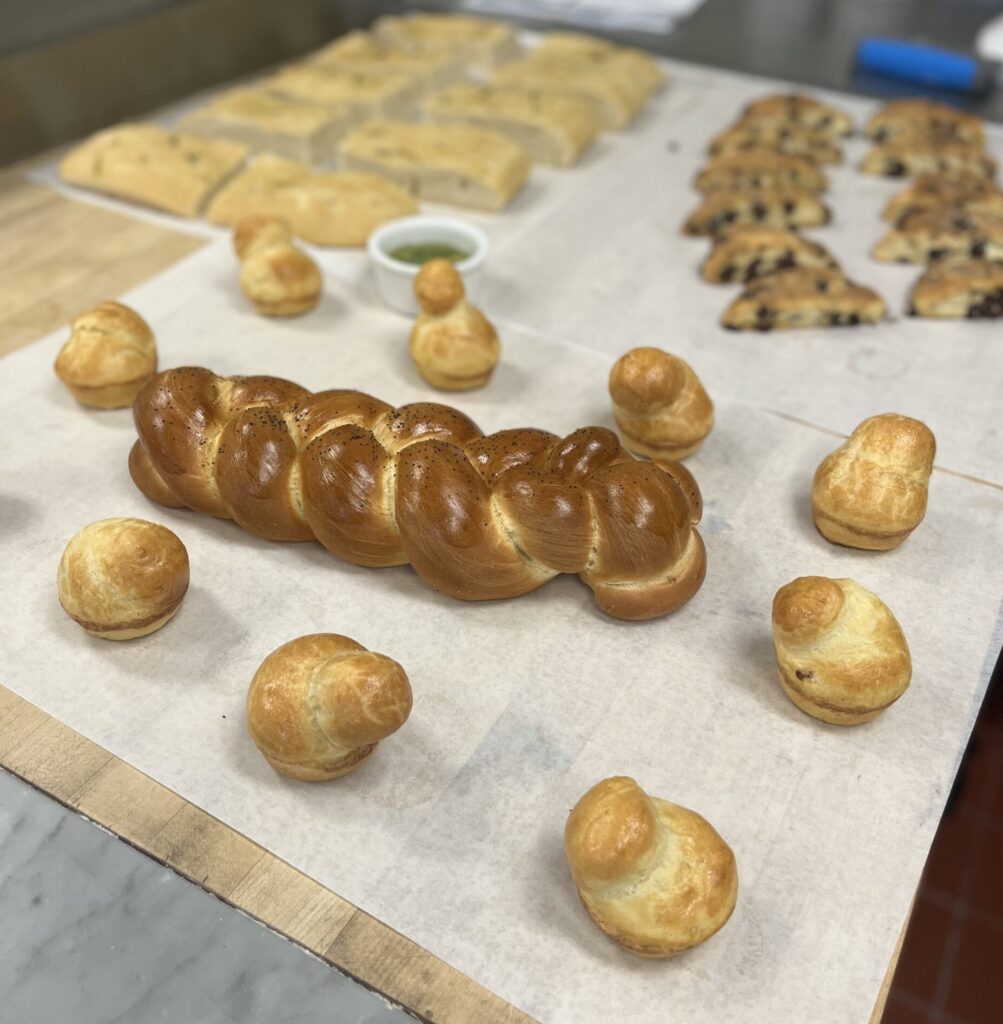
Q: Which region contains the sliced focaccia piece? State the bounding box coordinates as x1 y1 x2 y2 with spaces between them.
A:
266 64 417 119
205 153 417 246
701 227 839 283
309 30 464 88
865 99 985 145
695 151 827 193
883 171 1003 223
872 208 1003 263
339 120 530 211
683 189 831 236
180 87 355 165
907 259 1003 318
371 12 520 69
491 57 641 130
722 268 886 331
859 140 996 179
709 122 842 164
424 83 598 166
59 122 246 217
533 31 665 96
740 93 853 138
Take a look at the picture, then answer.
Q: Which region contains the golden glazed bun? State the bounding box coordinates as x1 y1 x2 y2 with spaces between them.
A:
54 301 157 409
812 413 935 550
608 347 714 460
772 576 911 725
246 633 413 781
409 259 500 390
57 518 189 639
564 776 738 957
233 215 322 317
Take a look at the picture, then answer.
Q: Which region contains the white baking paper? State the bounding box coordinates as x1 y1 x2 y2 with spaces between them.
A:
7 58 1003 1024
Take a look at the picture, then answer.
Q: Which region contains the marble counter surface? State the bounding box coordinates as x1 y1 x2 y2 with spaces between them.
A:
0 769 413 1024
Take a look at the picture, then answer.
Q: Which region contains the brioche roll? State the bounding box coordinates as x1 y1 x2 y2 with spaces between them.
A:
247 633 413 781
54 301 157 409
812 413 935 550
57 518 189 639
565 776 738 957
772 576 911 725
233 215 321 317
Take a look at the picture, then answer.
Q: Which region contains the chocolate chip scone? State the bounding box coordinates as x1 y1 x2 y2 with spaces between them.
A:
859 140 996 179
708 123 842 165
872 208 1003 263
682 189 831 236
721 268 886 331
907 260 1003 318
695 151 827 193
701 226 840 283
741 94 853 138
883 171 1003 223
865 99 985 145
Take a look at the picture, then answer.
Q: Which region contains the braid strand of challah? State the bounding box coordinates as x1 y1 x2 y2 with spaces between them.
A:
128 367 706 620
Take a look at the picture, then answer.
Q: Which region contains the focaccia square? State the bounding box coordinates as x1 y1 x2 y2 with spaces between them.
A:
308 30 464 90
491 57 642 130
424 83 598 166
533 32 665 100
205 153 417 246
371 13 520 69
339 119 530 211
59 122 246 217
266 64 416 120
180 87 355 165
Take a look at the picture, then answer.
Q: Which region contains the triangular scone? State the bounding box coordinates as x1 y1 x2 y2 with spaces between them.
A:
708 122 842 165
181 88 355 165
339 120 530 211
740 93 853 138
865 99 985 145
59 123 246 217
371 12 520 69
695 151 827 193
205 154 417 247
873 208 1003 263
883 171 1003 223
722 268 886 331
859 140 996 179
682 189 830 237
908 259 1003 318
491 57 641 130
702 227 839 283
424 83 598 166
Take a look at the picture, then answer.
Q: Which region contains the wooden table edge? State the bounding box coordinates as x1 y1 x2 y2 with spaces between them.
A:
0 174 901 1023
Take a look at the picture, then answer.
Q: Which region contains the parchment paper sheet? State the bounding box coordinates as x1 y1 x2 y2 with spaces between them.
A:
7 60 1003 1024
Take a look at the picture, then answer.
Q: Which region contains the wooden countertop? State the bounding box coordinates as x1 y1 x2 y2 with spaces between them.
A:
0 172 902 1024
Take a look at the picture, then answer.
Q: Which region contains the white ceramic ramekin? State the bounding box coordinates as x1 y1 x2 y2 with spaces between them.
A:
367 215 489 315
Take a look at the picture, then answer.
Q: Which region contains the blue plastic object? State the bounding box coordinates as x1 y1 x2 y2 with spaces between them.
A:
855 37 994 94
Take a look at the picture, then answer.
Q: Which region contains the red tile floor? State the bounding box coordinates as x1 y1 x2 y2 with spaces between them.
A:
882 653 1003 1024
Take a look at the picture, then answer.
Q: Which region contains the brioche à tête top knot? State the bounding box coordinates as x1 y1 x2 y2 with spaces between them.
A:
564 776 738 956
608 347 714 460
232 214 322 317
128 367 706 620
409 258 500 390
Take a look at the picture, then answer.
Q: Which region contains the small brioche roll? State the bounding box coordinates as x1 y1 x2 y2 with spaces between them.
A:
57 518 189 639
410 259 500 390
54 301 157 409
772 576 911 725
233 215 322 317
247 633 413 781
565 776 738 957
812 413 935 551
609 347 714 460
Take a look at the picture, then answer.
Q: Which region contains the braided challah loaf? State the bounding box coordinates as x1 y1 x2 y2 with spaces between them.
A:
128 367 706 620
